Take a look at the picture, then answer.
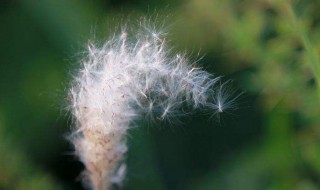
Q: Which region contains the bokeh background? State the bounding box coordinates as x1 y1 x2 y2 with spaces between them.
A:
1 0 320 189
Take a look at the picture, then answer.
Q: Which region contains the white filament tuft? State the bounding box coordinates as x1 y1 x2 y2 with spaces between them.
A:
68 24 237 190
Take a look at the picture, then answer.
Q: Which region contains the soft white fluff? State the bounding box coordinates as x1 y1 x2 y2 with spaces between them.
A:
69 25 235 190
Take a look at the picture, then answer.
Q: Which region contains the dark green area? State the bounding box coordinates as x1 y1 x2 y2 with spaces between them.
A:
1 0 320 189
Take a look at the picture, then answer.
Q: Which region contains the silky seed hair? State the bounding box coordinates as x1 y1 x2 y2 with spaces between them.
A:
68 23 236 190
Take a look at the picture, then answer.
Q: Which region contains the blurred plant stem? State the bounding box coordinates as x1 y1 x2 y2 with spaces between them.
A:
281 1 320 97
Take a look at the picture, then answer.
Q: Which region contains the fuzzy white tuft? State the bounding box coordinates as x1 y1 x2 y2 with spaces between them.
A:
68 24 236 190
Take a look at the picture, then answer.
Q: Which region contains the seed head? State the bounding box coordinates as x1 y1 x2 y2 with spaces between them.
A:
68 23 238 190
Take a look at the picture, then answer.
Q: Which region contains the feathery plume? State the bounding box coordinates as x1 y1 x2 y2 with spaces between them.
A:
68 23 236 190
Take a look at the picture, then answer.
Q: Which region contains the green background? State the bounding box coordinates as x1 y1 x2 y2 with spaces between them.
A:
1 0 320 189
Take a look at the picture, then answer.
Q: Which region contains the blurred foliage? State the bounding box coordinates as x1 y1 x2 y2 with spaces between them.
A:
1 0 320 189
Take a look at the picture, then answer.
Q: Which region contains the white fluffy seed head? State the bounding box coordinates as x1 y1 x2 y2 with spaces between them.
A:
68 23 238 190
